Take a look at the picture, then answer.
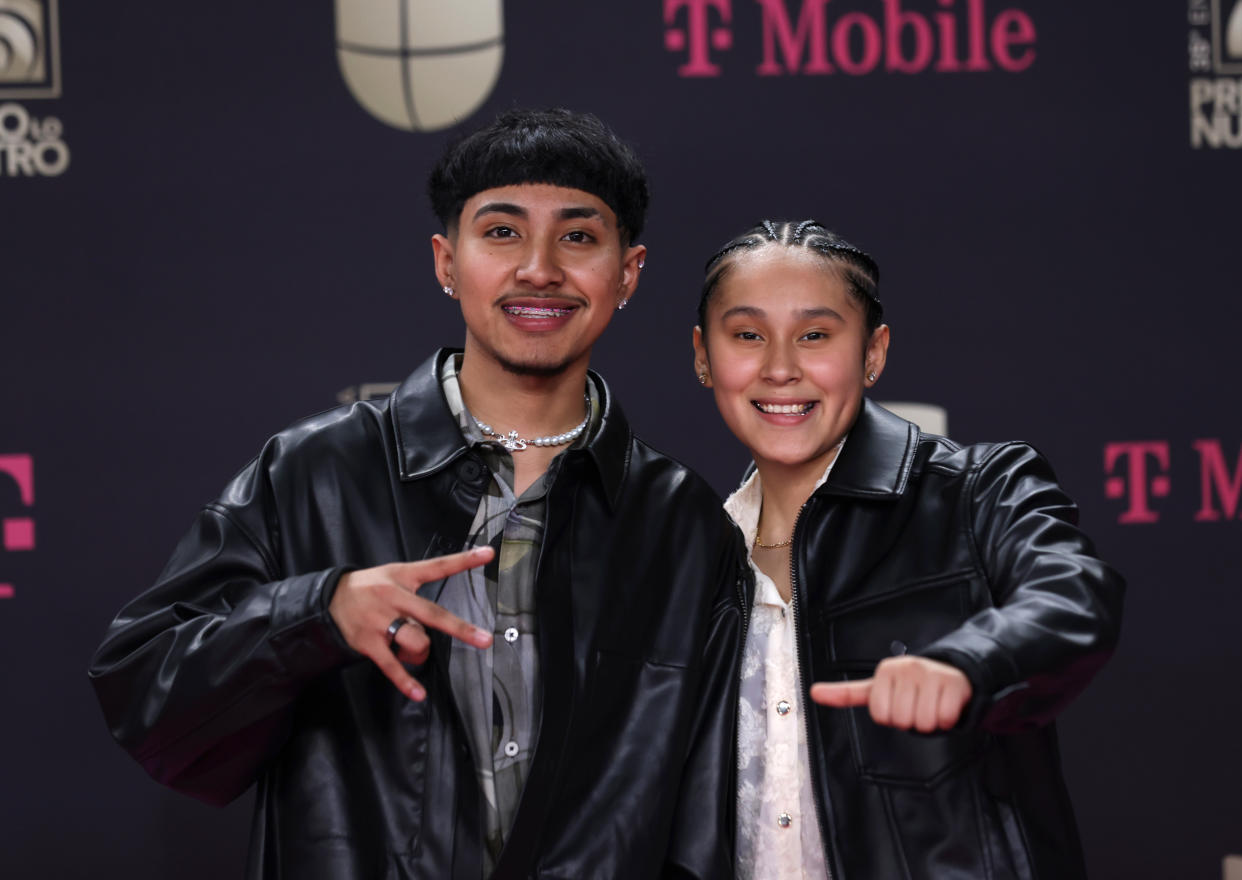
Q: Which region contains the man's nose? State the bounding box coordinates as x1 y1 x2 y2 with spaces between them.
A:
514 240 563 289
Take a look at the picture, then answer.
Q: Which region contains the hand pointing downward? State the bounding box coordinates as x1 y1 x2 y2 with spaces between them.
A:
809 655 973 733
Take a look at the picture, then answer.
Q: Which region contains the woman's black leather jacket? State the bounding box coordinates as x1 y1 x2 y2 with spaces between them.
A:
788 400 1124 879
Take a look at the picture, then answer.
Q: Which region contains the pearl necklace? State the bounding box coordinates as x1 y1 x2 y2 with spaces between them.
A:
472 396 590 452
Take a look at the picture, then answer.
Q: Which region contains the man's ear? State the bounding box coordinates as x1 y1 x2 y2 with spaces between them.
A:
431 232 456 290
618 243 646 307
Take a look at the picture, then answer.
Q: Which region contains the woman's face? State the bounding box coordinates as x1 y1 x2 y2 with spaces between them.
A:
693 247 888 478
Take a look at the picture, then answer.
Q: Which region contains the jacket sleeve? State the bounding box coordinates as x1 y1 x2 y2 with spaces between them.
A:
86 454 358 806
662 519 745 880
917 442 1125 733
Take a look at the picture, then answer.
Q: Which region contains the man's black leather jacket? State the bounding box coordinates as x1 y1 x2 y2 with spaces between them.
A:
88 350 745 880
794 400 1125 879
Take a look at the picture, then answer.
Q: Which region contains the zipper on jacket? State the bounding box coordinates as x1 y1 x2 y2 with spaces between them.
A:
789 499 838 879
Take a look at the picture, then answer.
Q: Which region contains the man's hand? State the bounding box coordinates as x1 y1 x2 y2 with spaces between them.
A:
329 547 495 701
809 656 972 733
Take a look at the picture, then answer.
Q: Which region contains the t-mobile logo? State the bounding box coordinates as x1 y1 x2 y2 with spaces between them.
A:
1104 440 1242 524
0 453 35 599
663 0 1037 78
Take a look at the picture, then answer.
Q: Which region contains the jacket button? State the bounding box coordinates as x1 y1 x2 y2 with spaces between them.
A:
458 459 484 483
777 813 793 829
890 640 908 656
776 700 791 716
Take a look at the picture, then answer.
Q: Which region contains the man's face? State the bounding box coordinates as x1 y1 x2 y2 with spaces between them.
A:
433 184 645 378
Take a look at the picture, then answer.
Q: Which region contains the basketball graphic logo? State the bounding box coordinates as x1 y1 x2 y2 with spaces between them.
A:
0 0 60 98
335 0 504 132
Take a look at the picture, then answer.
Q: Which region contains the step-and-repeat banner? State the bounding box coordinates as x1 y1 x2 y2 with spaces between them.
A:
3 2 1240 876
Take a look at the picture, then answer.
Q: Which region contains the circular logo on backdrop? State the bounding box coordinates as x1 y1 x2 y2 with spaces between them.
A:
334 0 505 132
0 0 58 98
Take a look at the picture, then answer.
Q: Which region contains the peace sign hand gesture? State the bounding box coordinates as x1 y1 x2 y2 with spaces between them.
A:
328 547 495 701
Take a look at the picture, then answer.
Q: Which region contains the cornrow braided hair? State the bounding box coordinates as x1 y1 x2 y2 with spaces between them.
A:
698 219 884 334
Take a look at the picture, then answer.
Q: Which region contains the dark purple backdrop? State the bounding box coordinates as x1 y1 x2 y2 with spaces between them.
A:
3 2 1240 877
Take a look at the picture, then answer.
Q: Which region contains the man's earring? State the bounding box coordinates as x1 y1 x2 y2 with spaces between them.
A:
443 285 455 298
638 259 645 269
697 370 708 385
867 371 877 382
617 298 629 311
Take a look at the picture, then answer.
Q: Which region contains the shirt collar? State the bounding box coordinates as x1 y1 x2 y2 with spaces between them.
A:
391 349 631 511
723 437 847 548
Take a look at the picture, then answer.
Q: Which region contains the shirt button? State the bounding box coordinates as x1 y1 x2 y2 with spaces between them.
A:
776 700 791 716
777 812 793 829
504 627 519 643
504 740 519 758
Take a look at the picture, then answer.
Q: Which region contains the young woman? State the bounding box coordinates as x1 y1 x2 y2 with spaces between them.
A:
692 220 1125 879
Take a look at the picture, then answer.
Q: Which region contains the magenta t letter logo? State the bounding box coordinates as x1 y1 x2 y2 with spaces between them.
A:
664 0 733 77
0 454 35 599
1103 442 1170 524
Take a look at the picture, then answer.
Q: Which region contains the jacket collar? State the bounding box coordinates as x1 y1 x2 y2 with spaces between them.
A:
816 398 918 499
391 349 631 509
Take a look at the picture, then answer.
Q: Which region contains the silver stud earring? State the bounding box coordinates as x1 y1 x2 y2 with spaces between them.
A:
443 286 455 297
867 371 877 382
638 259 645 269
697 371 708 385
617 298 629 311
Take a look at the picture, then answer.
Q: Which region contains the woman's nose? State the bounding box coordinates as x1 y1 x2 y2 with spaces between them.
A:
761 342 800 383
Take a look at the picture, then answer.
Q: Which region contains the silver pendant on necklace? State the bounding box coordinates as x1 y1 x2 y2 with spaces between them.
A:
472 395 591 453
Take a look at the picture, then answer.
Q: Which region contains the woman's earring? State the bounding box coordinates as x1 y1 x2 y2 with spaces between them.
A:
443 286 455 298
617 298 629 311
697 371 708 385
867 371 877 382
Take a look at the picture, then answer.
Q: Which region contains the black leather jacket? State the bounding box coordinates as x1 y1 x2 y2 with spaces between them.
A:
792 401 1124 879
88 350 745 880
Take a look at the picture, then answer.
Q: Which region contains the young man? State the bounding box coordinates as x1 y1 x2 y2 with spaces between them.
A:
89 109 744 879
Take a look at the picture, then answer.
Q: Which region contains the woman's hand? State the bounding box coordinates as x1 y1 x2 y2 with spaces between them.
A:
809 655 972 733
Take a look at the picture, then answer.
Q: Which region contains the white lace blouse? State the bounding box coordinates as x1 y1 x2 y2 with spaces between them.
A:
724 462 838 880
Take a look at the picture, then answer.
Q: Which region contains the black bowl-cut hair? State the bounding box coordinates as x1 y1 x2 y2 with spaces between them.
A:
428 108 650 244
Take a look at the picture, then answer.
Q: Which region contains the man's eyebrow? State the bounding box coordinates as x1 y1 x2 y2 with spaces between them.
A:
472 202 527 222
559 206 602 221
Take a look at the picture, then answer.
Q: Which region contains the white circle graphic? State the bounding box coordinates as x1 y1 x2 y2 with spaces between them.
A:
335 0 505 132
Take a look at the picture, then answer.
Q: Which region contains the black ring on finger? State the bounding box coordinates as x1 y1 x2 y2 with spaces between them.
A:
387 617 413 655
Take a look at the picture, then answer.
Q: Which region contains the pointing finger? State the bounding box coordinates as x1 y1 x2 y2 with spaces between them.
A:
810 679 873 707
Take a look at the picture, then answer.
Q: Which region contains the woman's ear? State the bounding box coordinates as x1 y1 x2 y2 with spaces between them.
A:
864 324 890 386
692 325 712 388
